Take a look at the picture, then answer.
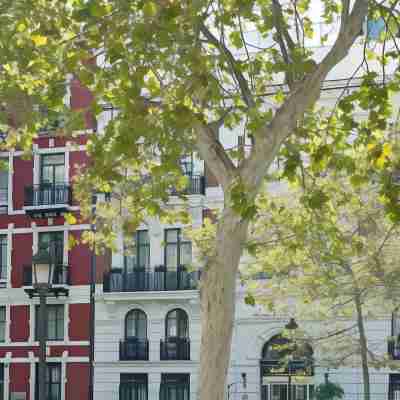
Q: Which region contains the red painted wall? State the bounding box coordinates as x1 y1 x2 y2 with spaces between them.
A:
66 363 90 400
69 303 90 341
9 363 30 398
12 233 33 288
10 305 30 342
13 157 33 210
70 78 95 130
69 231 91 285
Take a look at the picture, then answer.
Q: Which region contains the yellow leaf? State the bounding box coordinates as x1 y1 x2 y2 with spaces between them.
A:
375 154 386 169
382 142 392 157
65 213 77 225
31 35 48 46
367 143 376 151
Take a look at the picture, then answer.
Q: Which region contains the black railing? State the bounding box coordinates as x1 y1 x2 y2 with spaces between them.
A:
119 338 149 361
23 264 70 286
160 337 190 360
103 267 200 293
171 175 206 195
388 339 400 360
24 184 72 208
260 359 314 376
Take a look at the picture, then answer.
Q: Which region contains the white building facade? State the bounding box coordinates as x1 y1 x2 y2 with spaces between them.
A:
93 16 400 400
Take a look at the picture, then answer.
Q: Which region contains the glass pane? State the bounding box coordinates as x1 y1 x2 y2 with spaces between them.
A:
137 317 146 338
54 165 65 184
42 154 65 165
166 230 178 243
48 320 57 340
180 243 192 266
51 365 61 382
0 237 7 278
50 383 60 400
0 170 7 204
138 231 149 245
166 245 178 269
0 322 5 342
41 166 53 184
138 246 149 269
272 384 287 400
167 312 177 337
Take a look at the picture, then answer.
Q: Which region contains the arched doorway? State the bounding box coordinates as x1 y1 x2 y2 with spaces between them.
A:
260 335 314 400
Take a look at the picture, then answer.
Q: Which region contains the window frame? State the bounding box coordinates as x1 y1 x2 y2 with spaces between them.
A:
0 306 5 343
120 373 148 400
35 304 64 342
40 153 65 186
35 363 62 400
0 161 8 209
125 230 150 271
160 373 190 400
164 228 192 270
125 309 147 340
38 231 64 266
165 308 188 339
0 236 7 281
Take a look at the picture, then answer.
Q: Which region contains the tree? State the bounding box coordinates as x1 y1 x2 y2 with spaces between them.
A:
315 381 345 400
1 1 400 399
243 133 400 400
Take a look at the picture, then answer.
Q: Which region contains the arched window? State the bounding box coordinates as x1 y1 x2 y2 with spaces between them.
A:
165 309 188 338
260 334 314 400
125 309 147 339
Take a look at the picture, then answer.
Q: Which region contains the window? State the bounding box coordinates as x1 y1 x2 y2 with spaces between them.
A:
125 309 147 339
40 154 65 185
0 307 5 343
38 232 64 266
0 365 3 400
125 231 150 271
390 374 400 400
260 335 314 400
0 236 7 281
35 304 64 341
35 363 62 400
164 229 192 270
120 374 148 400
0 163 8 212
166 309 188 338
160 374 189 400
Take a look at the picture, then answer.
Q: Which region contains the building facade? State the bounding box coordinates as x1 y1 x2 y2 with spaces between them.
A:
0 77 107 400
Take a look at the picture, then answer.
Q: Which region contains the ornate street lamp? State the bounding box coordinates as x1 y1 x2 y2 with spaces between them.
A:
25 243 68 400
285 318 298 400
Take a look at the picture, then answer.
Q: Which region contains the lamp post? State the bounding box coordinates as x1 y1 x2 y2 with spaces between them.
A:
285 318 298 400
25 242 68 400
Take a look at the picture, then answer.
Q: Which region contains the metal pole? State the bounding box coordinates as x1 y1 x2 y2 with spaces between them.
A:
88 194 97 400
38 288 48 400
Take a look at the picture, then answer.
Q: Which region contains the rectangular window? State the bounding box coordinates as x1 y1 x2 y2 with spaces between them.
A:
38 232 64 266
40 154 65 185
165 229 192 270
0 236 7 281
0 163 8 210
125 230 150 271
35 363 62 400
160 374 189 400
35 304 64 341
120 374 148 400
390 374 400 400
0 365 3 400
0 307 5 343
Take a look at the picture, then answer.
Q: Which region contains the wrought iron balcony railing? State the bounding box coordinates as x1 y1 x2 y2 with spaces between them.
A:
119 338 149 361
171 175 206 196
23 264 70 286
103 267 200 293
24 184 72 208
160 337 190 360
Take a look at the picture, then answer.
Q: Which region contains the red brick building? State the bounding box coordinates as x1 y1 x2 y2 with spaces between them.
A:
0 78 100 400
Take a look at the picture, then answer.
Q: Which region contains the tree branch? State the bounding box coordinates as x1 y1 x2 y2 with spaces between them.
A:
241 0 368 193
194 120 237 190
200 23 255 108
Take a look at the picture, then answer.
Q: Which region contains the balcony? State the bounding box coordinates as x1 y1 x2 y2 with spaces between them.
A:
23 264 70 287
160 337 190 360
24 184 72 217
103 267 200 293
388 338 400 360
119 339 149 361
171 175 206 196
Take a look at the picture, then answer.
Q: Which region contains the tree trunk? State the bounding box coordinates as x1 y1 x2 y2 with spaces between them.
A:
199 207 249 400
354 292 370 400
